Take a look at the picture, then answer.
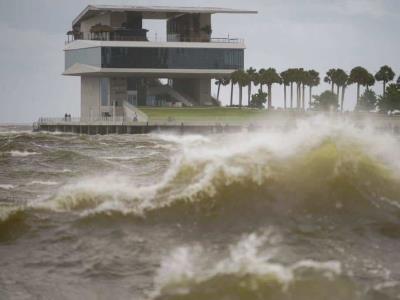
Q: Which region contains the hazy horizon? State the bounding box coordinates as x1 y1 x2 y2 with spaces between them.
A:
0 0 399 123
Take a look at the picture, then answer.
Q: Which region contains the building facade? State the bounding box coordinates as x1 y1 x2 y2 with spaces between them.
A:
64 5 257 121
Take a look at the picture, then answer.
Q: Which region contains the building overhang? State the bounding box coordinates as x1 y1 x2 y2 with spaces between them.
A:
63 63 236 78
64 40 246 51
73 5 258 26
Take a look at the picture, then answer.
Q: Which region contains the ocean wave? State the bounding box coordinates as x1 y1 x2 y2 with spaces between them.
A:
154 133 210 145
150 232 356 300
39 117 400 219
27 181 58 186
0 184 15 190
0 205 21 223
0 204 29 241
8 150 39 157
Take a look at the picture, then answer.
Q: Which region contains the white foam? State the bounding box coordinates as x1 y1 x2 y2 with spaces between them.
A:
101 156 139 161
27 181 58 186
154 133 210 145
0 184 15 190
0 205 21 222
41 115 400 215
9 150 39 157
152 232 342 297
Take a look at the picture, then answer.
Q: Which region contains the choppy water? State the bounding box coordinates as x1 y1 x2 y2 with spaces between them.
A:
1 116 400 299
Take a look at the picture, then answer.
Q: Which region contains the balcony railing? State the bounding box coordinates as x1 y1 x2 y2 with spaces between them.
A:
65 31 243 44
36 116 249 127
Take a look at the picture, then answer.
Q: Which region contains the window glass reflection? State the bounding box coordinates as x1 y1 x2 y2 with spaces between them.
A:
101 47 243 69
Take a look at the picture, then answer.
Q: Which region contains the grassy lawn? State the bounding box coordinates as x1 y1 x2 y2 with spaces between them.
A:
139 107 269 122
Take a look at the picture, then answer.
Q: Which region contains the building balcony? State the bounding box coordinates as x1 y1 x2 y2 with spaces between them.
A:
66 30 243 45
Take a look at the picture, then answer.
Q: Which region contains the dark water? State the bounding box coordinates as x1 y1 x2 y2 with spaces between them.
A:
1 117 400 300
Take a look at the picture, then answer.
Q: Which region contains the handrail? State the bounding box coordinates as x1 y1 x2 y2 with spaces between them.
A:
65 32 244 44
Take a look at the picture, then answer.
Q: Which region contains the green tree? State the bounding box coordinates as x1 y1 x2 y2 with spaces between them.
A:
348 66 370 106
366 73 375 90
324 69 336 92
257 68 267 92
239 70 251 107
230 70 241 106
332 69 349 112
375 65 395 96
286 68 296 109
280 70 290 109
215 78 229 102
305 70 320 109
300 71 307 110
378 84 400 113
312 90 338 111
259 68 281 109
246 67 257 106
250 89 268 108
293 68 304 109
357 89 377 111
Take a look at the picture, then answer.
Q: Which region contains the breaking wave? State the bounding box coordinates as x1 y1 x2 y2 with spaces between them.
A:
0 184 15 190
8 150 39 157
36 116 400 221
0 204 29 241
150 232 361 300
27 180 58 186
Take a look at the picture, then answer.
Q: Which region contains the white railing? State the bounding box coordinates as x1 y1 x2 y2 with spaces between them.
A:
37 117 126 125
36 116 253 127
66 32 244 44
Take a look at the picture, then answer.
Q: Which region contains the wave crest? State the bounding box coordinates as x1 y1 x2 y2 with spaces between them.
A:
39 117 400 219
151 232 359 300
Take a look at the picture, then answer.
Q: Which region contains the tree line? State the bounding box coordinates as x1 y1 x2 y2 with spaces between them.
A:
215 65 399 112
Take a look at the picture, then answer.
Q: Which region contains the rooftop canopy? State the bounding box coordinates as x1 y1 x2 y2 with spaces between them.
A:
73 5 258 26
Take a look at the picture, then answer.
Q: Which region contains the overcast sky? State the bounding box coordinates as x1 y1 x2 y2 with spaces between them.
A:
0 0 399 123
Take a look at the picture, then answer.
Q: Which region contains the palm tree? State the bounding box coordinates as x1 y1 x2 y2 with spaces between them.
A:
260 68 281 109
239 71 251 107
305 70 320 109
366 73 375 90
221 78 230 104
375 65 395 96
232 70 248 107
280 70 290 109
293 68 304 109
324 69 336 92
332 69 348 112
287 69 296 109
257 68 267 92
300 70 308 110
348 66 370 106
214 78 224 102
246 67 257 105
230 70 241 106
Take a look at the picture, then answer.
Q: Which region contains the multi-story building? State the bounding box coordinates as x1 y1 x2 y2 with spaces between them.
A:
64 5 257 121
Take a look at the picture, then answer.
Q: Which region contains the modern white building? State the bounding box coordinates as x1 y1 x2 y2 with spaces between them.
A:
64 5 257 121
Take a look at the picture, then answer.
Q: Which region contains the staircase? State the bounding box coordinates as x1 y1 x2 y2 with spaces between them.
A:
123 101 148 122
148 85 195 107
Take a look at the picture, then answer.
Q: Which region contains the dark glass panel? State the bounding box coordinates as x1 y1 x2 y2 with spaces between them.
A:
101 47 243 70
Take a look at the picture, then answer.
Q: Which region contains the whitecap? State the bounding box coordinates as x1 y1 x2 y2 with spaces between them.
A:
27 181 58 186
0 184 15 190
152 232 342 297
9 150 39 157
101 156 139 161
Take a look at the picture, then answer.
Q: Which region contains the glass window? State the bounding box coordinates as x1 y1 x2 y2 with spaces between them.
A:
65 47 102 70
101 47 244 70
100 78 109 106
